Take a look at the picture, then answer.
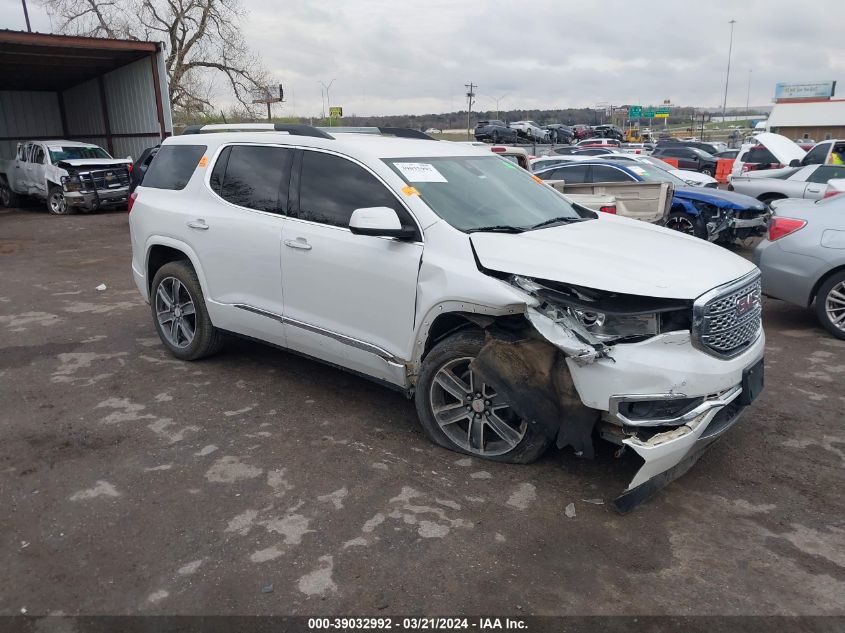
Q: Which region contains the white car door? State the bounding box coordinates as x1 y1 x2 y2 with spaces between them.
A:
279 148 423 384
28 144 48 197
15 143 33 194
193 143 293 346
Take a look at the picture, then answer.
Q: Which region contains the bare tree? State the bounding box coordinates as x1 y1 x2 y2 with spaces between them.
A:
41 0 268 114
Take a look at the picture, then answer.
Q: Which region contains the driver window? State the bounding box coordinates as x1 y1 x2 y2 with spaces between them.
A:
32 146 46 164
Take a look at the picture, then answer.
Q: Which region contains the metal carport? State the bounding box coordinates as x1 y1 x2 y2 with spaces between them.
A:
0 30 172 160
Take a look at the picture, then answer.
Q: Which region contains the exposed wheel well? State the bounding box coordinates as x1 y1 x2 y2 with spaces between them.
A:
809 264 845 306
147 245 191 292
758 192 786 202
421 313 481 362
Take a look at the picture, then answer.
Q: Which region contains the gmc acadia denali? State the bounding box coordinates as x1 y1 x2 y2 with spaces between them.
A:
129 124 765 511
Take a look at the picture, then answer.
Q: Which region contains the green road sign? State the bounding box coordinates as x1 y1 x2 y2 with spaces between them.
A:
629 106 642 118
656 106 670 115
643 109 655 118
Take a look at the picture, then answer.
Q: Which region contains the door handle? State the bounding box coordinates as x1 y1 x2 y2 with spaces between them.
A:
284 238 312 250
187 220 209 230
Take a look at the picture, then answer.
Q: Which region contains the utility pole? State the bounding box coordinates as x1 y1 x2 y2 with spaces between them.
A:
21 0 32 31
746 69 752 122
722 19 737 122
465 82 476 141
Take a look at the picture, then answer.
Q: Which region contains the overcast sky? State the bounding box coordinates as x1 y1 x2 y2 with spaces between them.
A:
3 0 844 116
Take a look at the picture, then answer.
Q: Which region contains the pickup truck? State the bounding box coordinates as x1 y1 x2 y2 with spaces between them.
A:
0 140 132 214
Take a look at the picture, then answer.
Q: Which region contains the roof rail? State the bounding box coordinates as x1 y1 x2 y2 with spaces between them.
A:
181 123 333 139
316 126 436 140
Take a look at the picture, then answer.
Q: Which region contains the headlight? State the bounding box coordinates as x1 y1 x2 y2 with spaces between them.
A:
511 275 685 343
572 310 658 341
61 175 83 192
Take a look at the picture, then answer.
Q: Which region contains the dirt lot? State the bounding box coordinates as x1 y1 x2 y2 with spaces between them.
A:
1 207 843 617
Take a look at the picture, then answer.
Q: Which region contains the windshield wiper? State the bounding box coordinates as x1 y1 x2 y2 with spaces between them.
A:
467 225 526 234
529 216 586 230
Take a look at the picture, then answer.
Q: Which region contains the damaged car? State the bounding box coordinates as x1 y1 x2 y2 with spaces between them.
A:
0 140 132 214
129 124 765 511
535 160 769 243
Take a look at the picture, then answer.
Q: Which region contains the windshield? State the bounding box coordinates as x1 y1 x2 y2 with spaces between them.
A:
610 162 688 186
385 156 584 232
48 145 111 162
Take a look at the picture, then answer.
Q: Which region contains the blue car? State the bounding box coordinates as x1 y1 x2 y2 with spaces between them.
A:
534 160 769 243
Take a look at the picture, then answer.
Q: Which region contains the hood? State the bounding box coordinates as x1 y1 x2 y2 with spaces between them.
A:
755 132 807 165
56 158 132 169
470 215 756 300
672 169 716 185
674 186 766 211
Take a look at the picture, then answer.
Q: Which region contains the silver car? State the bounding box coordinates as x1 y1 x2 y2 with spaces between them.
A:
754 195 845 339
730 164 845 204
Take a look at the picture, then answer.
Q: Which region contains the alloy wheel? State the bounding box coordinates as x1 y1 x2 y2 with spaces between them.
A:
666 215 696 235
155 276 197 348
824 281 845 332
49 191 67 214
428 357 527 457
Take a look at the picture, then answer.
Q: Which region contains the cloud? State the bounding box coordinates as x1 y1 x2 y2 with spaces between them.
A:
2 0 842 115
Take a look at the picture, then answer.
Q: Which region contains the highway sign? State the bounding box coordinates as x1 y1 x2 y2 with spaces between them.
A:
329 106 343 118
629 106 642 118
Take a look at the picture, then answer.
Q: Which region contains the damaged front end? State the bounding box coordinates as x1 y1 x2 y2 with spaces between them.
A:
468 274 757 513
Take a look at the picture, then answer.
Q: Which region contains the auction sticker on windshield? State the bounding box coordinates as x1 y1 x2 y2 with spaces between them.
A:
393 162 448 182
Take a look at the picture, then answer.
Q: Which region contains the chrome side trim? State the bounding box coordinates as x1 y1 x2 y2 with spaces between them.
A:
609 385 742 427
233 303 401 364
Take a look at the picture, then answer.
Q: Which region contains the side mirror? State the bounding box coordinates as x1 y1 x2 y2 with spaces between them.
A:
789 159 800 167
349 207 415 239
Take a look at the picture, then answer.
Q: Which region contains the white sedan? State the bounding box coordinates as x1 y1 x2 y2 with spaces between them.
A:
595 153 718 188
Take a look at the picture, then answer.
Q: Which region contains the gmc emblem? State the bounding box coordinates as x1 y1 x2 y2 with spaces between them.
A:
736 291 759 317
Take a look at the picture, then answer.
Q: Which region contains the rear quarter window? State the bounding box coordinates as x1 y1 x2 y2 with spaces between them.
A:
142 144 207 190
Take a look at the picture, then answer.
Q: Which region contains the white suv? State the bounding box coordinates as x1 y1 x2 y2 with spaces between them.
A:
129 123 765 511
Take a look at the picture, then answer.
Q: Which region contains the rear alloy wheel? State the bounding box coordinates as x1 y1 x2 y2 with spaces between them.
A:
0 184 16 208
415 330 550 463
666 211 706 239
701 167 714 177
48 186 69 215
815 272 845 340
151 261 223 360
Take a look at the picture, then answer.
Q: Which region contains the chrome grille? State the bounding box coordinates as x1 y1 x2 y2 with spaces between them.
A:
86 168 129 191
693 273 762 358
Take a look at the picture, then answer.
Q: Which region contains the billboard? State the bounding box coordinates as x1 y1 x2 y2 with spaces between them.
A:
774 81 836 100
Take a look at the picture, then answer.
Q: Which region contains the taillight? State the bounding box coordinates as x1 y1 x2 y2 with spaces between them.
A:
824 189 843 199
768 217 806 241
491 146 505 153
127 191 138 213
599 205 617 214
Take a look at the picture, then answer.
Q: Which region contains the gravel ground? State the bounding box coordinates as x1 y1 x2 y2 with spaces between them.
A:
1 207 843 616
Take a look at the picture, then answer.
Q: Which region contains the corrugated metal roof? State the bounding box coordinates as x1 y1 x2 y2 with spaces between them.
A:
768 100 845 128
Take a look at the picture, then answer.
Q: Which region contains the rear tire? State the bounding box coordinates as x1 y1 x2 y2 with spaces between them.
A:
815 271 845 340
701 167 714 177
415 330 551 464
47 186 69 215
0 183 18 208
150 261 224 360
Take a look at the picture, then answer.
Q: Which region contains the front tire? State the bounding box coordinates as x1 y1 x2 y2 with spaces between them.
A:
666 211 707 239
47 186 69 215
415 330 551 463
815 271 845 340
150 261 224 360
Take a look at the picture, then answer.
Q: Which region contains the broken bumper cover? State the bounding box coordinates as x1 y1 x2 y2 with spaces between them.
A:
528 310 764 510
65 188 128 209
611 386 745 513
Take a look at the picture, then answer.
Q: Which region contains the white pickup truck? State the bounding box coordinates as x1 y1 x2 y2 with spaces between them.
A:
0 140 132 214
